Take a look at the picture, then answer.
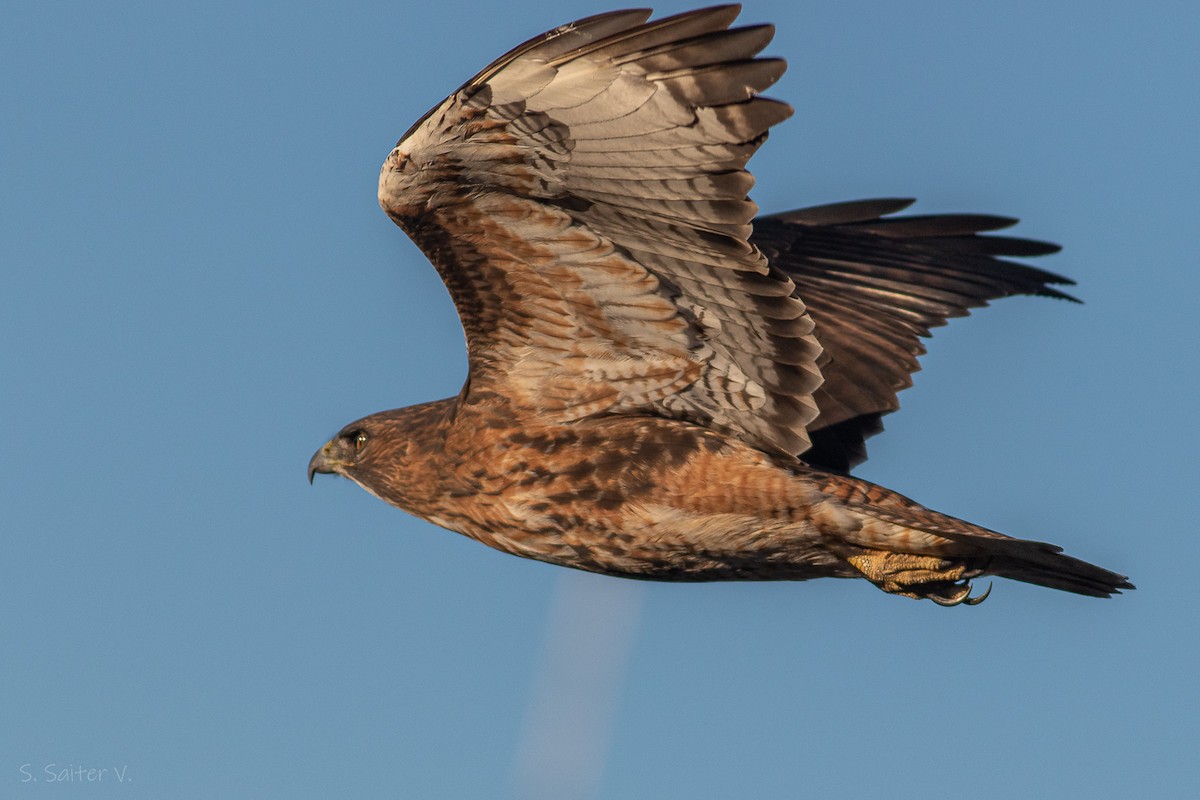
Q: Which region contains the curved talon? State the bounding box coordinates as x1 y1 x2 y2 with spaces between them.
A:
929 586 969 606
963 582 993 606
928 580 993 607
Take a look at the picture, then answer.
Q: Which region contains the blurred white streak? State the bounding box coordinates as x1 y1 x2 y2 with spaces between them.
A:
513 571 645 800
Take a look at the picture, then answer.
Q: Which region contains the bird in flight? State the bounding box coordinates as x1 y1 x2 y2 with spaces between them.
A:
308 5 1132 604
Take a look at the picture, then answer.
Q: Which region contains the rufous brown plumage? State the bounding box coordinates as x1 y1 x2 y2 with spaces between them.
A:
308 5 1132 604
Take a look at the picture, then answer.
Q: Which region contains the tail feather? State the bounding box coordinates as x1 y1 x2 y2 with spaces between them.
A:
914 524 1135 598
822 471 1134 600
980 547 1134 598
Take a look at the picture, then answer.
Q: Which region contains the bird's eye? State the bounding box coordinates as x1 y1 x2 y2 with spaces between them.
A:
353 431 368 452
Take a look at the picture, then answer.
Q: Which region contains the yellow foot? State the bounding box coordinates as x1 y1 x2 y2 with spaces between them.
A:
846 551 991 606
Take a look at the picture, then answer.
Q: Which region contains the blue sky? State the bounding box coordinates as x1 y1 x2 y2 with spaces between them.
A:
3 1 1197 797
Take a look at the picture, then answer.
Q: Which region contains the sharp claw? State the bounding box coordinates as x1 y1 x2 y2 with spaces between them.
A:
928 579 993 607
963 582 993 606
929 583 971 606
848 551 994 606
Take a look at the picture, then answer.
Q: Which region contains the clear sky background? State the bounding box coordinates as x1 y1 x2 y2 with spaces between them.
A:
4 1 1198 797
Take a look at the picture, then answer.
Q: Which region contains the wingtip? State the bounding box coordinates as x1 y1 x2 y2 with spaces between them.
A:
766 198 918 226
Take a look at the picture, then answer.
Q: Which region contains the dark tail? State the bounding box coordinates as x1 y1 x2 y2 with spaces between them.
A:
970 537 1134 598
826 470 1134 600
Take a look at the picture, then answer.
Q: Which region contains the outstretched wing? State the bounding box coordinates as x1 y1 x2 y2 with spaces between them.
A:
378 5 823 456
752 198 1077 472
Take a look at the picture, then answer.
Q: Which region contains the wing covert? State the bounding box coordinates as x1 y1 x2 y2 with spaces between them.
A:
378 5 823 456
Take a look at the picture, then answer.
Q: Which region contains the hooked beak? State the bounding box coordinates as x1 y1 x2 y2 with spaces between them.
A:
307 441 340 484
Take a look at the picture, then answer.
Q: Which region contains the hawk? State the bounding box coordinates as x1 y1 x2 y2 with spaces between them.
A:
308 5 1132 604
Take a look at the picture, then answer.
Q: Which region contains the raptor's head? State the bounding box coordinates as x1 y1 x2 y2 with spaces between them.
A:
308 423 374 484
307 399 455 514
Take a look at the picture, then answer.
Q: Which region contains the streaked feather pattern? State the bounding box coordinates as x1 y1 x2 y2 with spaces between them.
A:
378 4 821 456
310 6 1132 605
